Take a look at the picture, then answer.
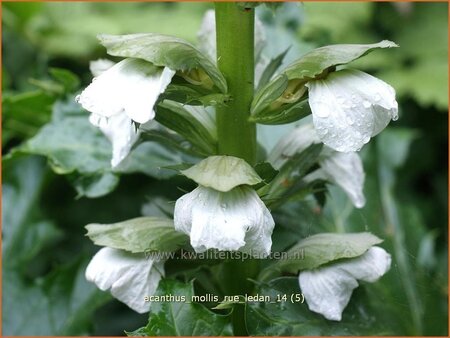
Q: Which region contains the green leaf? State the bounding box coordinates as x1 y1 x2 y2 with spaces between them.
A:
256 48 290 91
20 116 112 174
49 68 80 93
274 232 383 273
3 259 110 335
252 40 398 114
129 279 232 336
155 100 217 156
261 143 323 207
254 162 278 184
2 156 63 268
98 33 227 93
85 217 188 253
72 172 120 199
180 155 262 192
249 98 311 125
2 90 54 143
246 277 394 335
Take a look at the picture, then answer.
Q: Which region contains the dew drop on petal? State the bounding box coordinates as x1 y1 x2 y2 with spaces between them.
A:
75 95 81 103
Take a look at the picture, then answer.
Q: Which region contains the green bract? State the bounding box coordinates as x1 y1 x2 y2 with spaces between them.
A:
251 40 398 118
272 232 383 273
85 217 188 253
155 100 217 156
180 155 262 192
98 33 227 93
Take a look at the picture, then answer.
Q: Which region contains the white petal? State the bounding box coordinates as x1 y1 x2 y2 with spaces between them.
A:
89 59 115 77
320 151 366 208
197 10 217 61
85 247 164 313
306 69 398 152
299 246 391 321
268 123 320 169
174 186 275 257
78 59 175 124
89 112 140 168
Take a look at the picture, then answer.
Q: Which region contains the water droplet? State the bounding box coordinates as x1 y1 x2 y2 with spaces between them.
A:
363 135 370 144
75 95 81 103
363 100 371 108
374 93 381 102
392 113 399 121
92 77 98 82
220 203 227 210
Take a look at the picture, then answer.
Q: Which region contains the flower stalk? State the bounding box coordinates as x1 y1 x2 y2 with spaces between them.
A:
215 2 256 165
215 3 258 335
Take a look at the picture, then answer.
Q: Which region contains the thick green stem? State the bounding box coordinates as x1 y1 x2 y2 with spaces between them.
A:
215 2 256 165
215 3 258 335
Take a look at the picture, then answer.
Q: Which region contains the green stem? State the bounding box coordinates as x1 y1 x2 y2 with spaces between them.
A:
215 2 256 165
215 3 258 335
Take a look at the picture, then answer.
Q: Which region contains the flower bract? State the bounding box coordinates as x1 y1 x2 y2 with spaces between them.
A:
298 246 391 321
269 123 366 208
306 69 398 152
85 247 164 313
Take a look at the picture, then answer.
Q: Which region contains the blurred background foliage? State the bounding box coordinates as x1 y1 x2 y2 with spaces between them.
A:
2 2 448 336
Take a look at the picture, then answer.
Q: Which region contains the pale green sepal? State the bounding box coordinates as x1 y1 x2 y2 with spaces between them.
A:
252 40 398 114
283 40 398 80
180 155 262 192
251 74 288 116
85 217 188 253
274 232 382 273
249 98 311 125
98 33 227 93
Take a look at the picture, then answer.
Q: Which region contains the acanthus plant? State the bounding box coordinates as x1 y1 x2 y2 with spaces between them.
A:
77 3 399 335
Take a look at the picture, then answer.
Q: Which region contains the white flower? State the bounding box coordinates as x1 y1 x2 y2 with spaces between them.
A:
89 58 115 77
299 246 391 321
78 58 175 124
85 247 164 313
268 123 366 208
77 58 175 167
89 113 139 168
319 151 365 208
174 185 275 257
306 69 398 152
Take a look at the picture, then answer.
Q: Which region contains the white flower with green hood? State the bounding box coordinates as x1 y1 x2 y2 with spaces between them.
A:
174 156 275 257
252 41 399 153
299 246 391 321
